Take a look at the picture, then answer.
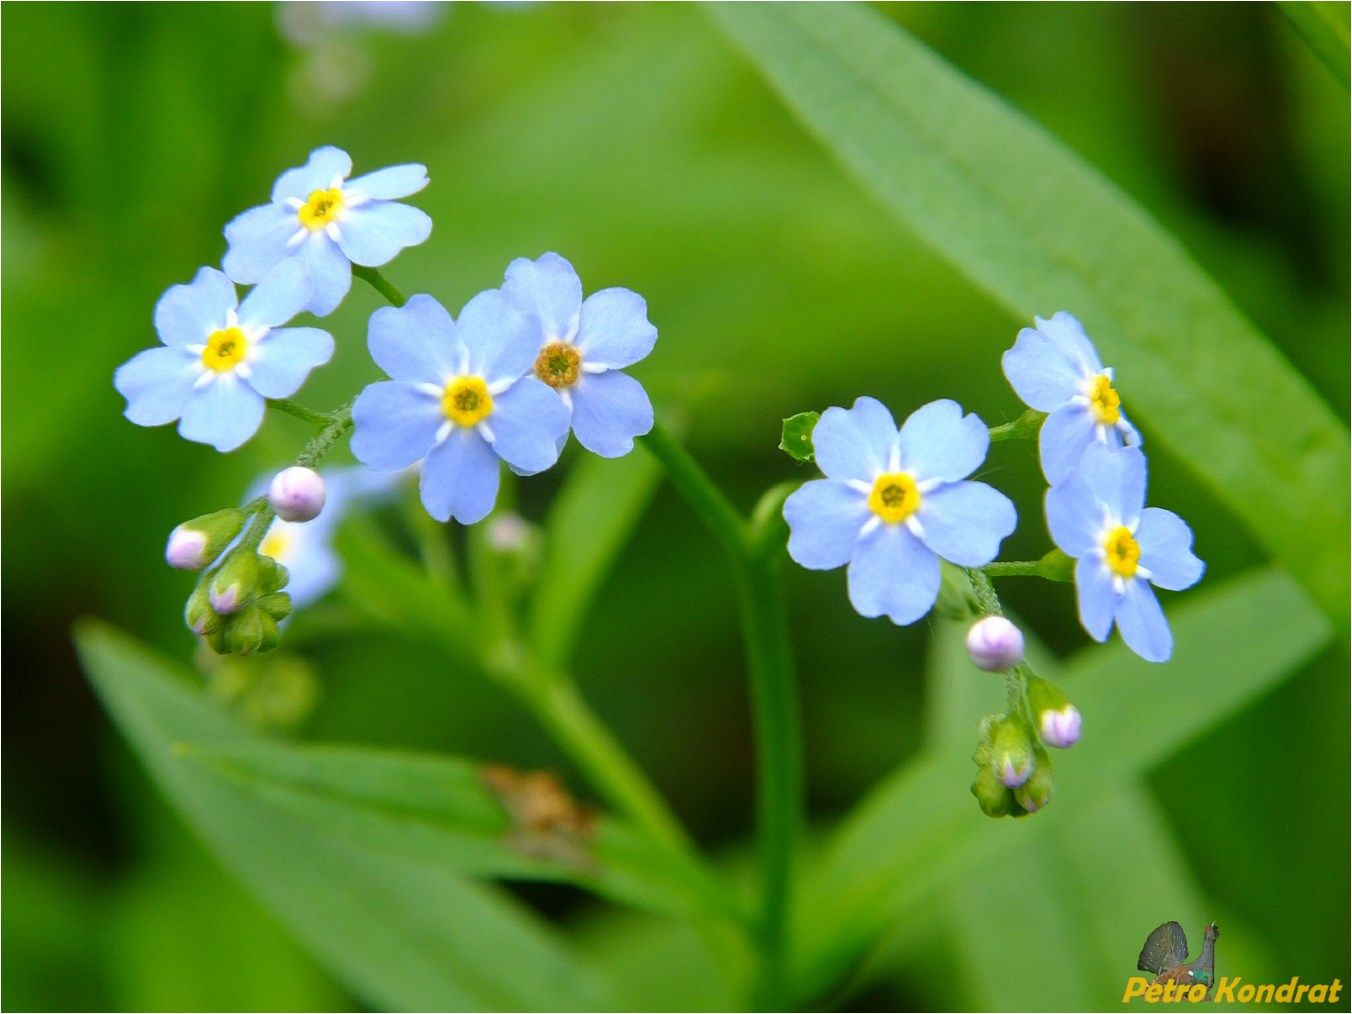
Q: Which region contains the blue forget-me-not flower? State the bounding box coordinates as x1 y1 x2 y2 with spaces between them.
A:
1046 443 1203 662
223 146 431 317
783 398 1017 625
500 253 656 458
1002 311 1140 484
115 262 334 452
350 292 571 524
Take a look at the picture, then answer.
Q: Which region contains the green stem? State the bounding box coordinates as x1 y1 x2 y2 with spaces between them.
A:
295 401 354 469
639 424 802 1007
269 398 335 427
987 408 1046 442
982 560 1042 578
354 265 409 307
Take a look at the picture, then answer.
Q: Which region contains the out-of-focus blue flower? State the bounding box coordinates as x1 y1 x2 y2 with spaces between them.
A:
783 397 1017 626
223 146 431 317
350 292 571 523
1002 311 1141 484
115 263 333 452
250 465 401 607
500 252 656 458
1046 444 1204 662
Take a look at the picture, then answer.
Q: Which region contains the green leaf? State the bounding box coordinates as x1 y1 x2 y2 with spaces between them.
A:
177 738 742 924
76 620 609 1012
529 449 662 668
711 3 1350 622
1279 1 1350 88
778 411 820 463
791 568 1331 1002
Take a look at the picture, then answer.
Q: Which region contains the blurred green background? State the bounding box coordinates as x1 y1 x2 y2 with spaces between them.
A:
3 2 1347 1010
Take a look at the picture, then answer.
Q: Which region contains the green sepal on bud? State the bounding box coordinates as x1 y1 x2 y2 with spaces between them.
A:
209 549 262 615
779 411 820 463
971 765 1016 817
185 584 224 637
166 508 247 571
218 602 282 657
257 556 290 595
1014 745 1054 813
256 592 293 623
988 714 1036 788
935 561 980 620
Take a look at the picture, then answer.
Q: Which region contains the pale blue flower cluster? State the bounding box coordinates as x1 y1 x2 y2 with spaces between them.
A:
350 254 659 523
783 398 1016 626
1003 312 1204 662
116 146 431 452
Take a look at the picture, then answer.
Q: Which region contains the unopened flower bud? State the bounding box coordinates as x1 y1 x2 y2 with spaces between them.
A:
269 466 327 523
256 591 293 622
966 615 1024 672
209 550 261 615
165 508 246 571
1014 748 1053 812
971 766 1015 818
256 555 290 595
220 603 282 657
1027 675 1081 749
988 715 1036 788
185 584 223 636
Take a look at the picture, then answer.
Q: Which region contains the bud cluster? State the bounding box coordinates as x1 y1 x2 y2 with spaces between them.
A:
969 673 1081 818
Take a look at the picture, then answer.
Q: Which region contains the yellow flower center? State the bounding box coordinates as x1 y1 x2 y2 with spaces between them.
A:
298 187 344 229
1088 374 1121 425
442 376 493 427
534 341 581 389
201 327 248 372
260 530 291 561
867 472 921 524
1103 526 1140 578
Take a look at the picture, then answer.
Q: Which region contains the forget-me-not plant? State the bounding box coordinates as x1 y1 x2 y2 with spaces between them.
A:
223 145 431 317
1046 443 1204 662
1002 311 1140 484
351 291 571 524
500 252 657 458
783 398 1017 625
115 262 334 452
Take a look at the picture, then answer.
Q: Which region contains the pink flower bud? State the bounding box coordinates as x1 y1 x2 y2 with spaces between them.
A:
269 466 327 523
1039 705 1082 749
965 615 1024 672
165 526 209 571
210 582 244 615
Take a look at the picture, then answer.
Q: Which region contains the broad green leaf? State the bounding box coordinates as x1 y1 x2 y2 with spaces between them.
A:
792 569 1331 1002
179 738 743 924
529 449 662 668
711 3 1350 621
77 621 608 1012
1279 1 1351 87
778 412 819 463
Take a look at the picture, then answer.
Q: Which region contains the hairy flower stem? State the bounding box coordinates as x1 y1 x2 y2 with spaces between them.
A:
640 424 803 1008
987 407 1046 442
353 264 409 307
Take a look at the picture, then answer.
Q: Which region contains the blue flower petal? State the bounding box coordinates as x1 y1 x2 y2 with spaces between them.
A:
1114 579 1172 662
1045 470 1101 557
812 396 897 483
575 288 658 370
1136 507 1205 591
115 346 201 426
271 146 352 203
915 481 1016 566
335 202 432 267
501 253 583 342
177 375 266 452
457 289 537 384
1077 442 1146 527
350 381 442 470
222 204 297 285
1038 402 1098 484
783 480 868 570
286 542 341 608
569 370 653 458
154 267 237 346
346 163 429 201
846 524 940 625
1001 325 1089 412
368 294 462 384
420 428 500 523
1074 555 1116 642
1037 312 1104 373
897 399 989 483
488 377 570 474
245 327 335 399
237 259 311 330
297 233 352 317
